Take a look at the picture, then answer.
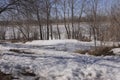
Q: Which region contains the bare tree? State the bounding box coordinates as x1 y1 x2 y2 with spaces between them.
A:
68 0 75 39
61 0 71 39
32 0 44 40
85 0 100 49
0 0 20 14
43 0 52 40
110 0 120 44
76 0 86 40
54 0 61 39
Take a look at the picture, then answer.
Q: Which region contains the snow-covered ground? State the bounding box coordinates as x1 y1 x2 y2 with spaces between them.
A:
0 39 98 52
25 39 99 52
0 49 120 80
0 39 120 80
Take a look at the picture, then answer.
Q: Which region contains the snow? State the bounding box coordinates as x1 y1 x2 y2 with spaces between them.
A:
25 39 99 52
0 50 120 80
111 48 120 55
0 40 120 80
26 39 80 46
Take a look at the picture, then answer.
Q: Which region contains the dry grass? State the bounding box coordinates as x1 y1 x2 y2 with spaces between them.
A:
9 49 34 54
0 71 12 80
75 50 88 55
75 46 115 56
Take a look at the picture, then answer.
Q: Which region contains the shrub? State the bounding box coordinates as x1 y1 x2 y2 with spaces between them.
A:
89 47 114 56
75 47 115 56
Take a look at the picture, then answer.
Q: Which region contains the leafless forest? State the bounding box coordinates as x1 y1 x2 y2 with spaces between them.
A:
1 1 120 79
0 0 120 44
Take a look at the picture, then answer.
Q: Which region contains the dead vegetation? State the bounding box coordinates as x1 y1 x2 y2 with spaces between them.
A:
9 49 34 54
75 46 118 56
0 71 12 80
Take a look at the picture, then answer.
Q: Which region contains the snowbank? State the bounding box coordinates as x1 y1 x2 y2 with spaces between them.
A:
25 39 80 46
25 39 98 52
111 48 120 55
25 39 96 46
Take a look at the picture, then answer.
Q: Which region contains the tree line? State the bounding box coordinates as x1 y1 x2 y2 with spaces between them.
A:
0 0 120 44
